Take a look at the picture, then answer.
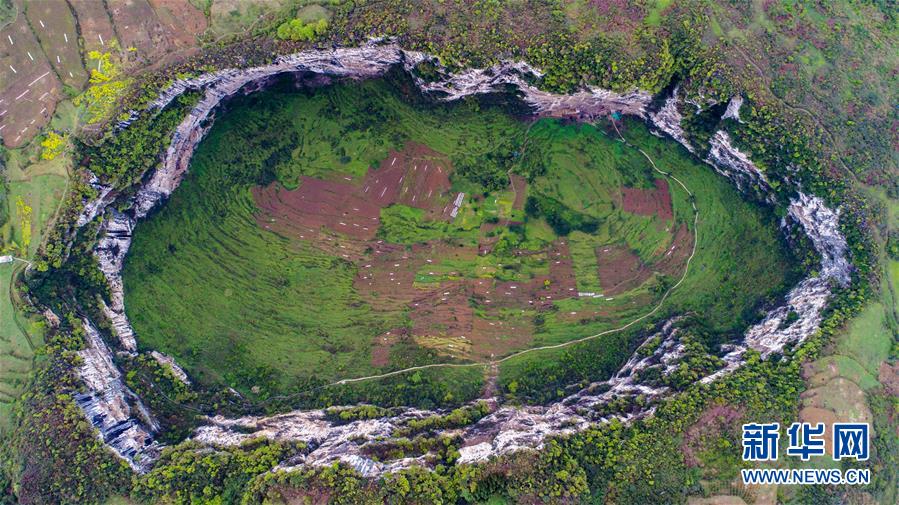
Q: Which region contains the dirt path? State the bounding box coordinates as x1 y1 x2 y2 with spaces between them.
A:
321 120 700 390
5 259 35 352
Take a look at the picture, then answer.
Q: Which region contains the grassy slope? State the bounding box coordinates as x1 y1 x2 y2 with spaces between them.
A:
124 79 798 402
0 262 44 432
498 118 799 396
0 107 70 429
1 140 69 256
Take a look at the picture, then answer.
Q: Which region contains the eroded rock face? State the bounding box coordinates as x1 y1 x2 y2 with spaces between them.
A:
75 319 160 471
706 130 776 203
647 91 851 385
75 172 115 227
787 193 850 285
649 88 693 153
705 192 848 370
70 44 851 475
94 210 136 352
722 96 744 123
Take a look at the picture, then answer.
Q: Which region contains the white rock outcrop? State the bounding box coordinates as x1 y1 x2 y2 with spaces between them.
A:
75 319 160 471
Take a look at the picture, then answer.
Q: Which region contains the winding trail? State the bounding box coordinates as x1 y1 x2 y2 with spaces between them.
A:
323 120 701 389
127 114 699 409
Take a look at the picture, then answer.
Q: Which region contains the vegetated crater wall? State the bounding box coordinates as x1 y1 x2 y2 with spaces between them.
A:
67 42 850 475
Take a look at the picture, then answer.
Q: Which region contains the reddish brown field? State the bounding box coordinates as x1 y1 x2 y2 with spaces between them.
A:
509 173 528 211
370 328 404 367
254 177 383 241
69 0 117 53
106 0 202 66
24 0 88 89
620 178 673 222
597 223 692 295
148 0 208 47
253 142 687 363
253 143 457 243
681 403 744 467
595 244 646 295
363 142 455 218
0 13 61 147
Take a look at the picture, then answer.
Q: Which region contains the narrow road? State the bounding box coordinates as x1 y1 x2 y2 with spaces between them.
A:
321 119 701 390
5 259 36 352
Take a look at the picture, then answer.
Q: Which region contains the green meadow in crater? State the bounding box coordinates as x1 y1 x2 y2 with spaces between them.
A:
122 77 798 404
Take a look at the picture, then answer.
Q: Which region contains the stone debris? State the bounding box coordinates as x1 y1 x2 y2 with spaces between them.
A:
94 209 137 352
150 351 191 385
42 308 60 328
649 87 693 152
722 95 744 123
706 130 775 202
75 171 115 227
74 319 161 472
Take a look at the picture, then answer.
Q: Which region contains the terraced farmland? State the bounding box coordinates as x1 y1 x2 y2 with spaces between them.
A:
122 78 799 402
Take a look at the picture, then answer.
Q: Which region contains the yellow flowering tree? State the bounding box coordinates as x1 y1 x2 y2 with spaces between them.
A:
40 131 66 160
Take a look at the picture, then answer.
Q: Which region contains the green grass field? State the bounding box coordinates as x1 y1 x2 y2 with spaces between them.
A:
497 118 800 399
1 127 71 256
0 262 45 432
123 78 798 403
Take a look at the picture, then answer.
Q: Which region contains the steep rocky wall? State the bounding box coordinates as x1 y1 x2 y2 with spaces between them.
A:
75 318 160 471
71 43 851 476
646 91 850 383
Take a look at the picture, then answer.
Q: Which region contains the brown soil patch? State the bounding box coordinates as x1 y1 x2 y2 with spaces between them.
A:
797 406 842 457
276 486 331 505
356 241 545 361
681 403 744 467
0 14 61 147
469 315 534 360
370 328 404 367
356 241 439 311
597 223 692 295
509 173 528 210
409 285 473 344
148 0 208 47
687 496 748 505
596 244 646 295
621 178 673 222
656 223 693 276
254 178 383 241
878 361 899 397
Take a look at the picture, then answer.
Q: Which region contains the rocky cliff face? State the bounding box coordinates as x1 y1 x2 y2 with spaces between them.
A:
94 210 136 352
72 43 851 475
647 91 850 384
706 130 777 203
649 87 693 153
74 318 160 471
